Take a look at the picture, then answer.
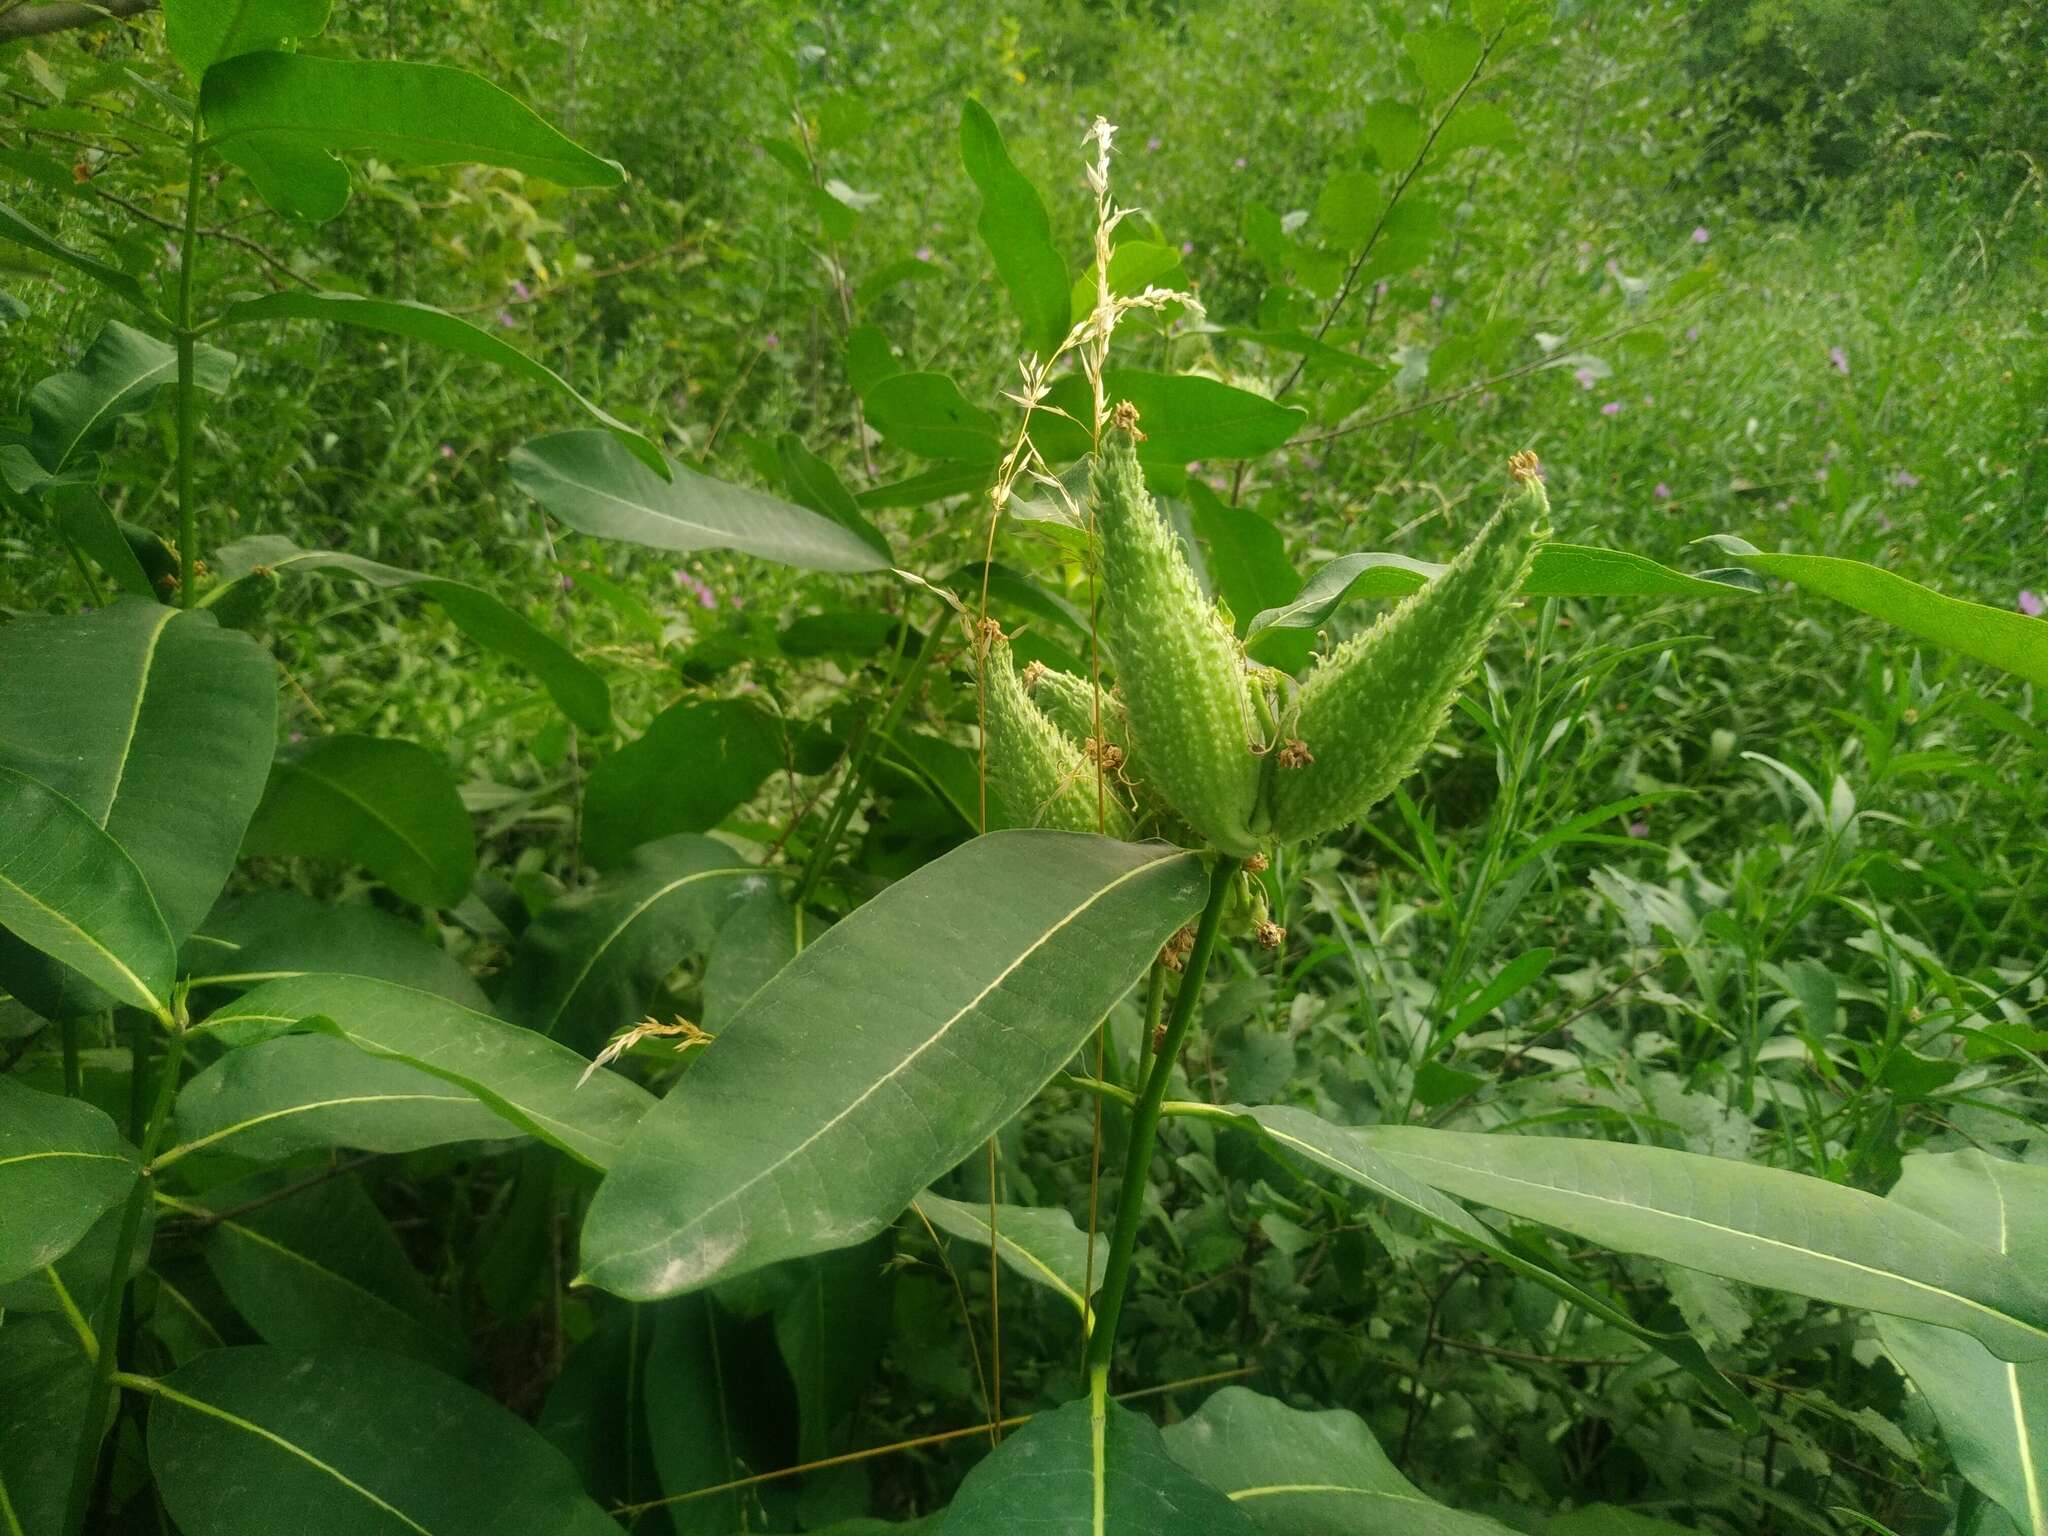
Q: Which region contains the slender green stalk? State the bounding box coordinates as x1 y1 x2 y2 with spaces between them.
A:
1082 856 1235 1378
62 1021 186 1536
173 113 204 608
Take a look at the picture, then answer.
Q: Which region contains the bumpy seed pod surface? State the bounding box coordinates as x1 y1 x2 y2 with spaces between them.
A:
1263 456 1550 843
1094 413 1262 856
1027 666 1133 760
981 633 1133 837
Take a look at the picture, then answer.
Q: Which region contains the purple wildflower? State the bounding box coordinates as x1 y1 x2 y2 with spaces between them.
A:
512 279 533 301
1573 366 1597 391
1180 240 1194 255
915 245 933 262
1601 401 1622 416
1893 469 1921 489
557 574 575 593
1690 226 1709 244
1429 294 1443 311
1626 820 1649 838
1685 325 1701 342
1146 136 1161 152
1828 345 1849 376
1232 156 1246 170
438 444 455 461
1653 483 1671 500
495 309 517 329
2020 590 2045 618
763 332 780 350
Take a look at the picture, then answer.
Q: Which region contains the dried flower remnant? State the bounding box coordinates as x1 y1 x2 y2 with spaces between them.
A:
580 1016 714 1087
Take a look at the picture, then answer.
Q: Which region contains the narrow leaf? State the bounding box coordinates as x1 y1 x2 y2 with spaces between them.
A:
862 372 1002 463
196 973 655 1169
959 100 1070 359
214 292 663 474
201 53 623 220
207 535 611 734
1704 535 2048 687
1246 542 1761 661
509 430 891 574
0 200 153 310
146 1346 621 1536
579 832 1206 1298
241 735 477 909
1034 371 1305 465
1358 1125 2048 1362
909 1190 1104 1316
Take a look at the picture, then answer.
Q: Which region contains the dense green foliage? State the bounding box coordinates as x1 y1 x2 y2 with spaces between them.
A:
2 1 2044 1533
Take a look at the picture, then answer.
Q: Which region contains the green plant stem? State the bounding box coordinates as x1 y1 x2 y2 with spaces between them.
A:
1082 855 1234 1379
173 114 203 609
62 1021 186 1536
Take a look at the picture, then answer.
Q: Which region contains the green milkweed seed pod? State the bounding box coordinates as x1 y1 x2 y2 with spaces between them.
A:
981 628 1134 837
1262 453 1551 844
1094 406 1263 856
1024 663 1134 762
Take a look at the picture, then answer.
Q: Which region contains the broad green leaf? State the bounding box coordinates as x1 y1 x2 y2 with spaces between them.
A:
941 1398 1253 1534
700 882 797 1030
166 1033 519 1166
645 1294 747 1534
183 888 490 1010
213 292 663 474
0 1076 138 1286
146 1345 621 1535
0 765 175 1018
772 1236 894 1460
1185 482 1307 669
0 599 277 944
241 735 476 909
500 834 767 1048
1357 1125 2048 1362
1162 1386 1512 1534
509 430 891 574
207 535 611 734
862 372 1002 463
1878 1154 2047 1535
163 0 330 77
909 1190 1104 1316
0 200 153 311
1203 1102 1758 1431
183 1172 466 1373
1405 21 1484 98
21 319 233 475
1314 168 1385 248
201 53 623 221
1068 239 1185 326
856 460 990 510
581 703 785 869
778 432 892 562
578 832 1206 1298
1703 535 2048 687
0 1199 152 1319
52 497 155 597
196 973 655 1169
1244 542 1763 662
960 100 1070 359
1033 371 1306 465
0 1313 94 1536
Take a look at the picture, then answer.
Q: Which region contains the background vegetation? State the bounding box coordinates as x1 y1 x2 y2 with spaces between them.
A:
3 0 2043 1531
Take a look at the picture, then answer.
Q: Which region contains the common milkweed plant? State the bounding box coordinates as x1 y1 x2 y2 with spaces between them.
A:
2 4 2045 1534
